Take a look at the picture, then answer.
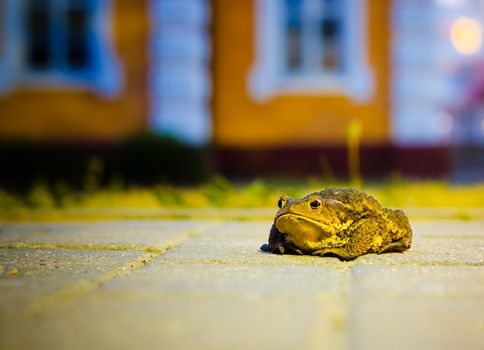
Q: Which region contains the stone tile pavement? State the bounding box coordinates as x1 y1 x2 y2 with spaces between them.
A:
0 218 483 350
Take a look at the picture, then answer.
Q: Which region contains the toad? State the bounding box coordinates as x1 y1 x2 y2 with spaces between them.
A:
260 188 412 260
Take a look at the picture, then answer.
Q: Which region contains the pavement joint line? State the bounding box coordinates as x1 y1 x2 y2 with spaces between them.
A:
0 242 165 253
0 221 224 253
156 256 484 267
157 258 351 267
26 251 161 314
362 262 484 267
18 222 224 314
345 260 484 267
306 264 351 349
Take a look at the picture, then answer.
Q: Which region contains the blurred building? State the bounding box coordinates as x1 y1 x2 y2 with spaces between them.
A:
1 0 484 179
0 0 148 140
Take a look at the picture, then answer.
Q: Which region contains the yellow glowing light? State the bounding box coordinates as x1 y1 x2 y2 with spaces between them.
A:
451 17 482 55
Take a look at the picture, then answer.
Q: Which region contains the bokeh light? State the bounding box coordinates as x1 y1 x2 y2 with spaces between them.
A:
450 17 482 55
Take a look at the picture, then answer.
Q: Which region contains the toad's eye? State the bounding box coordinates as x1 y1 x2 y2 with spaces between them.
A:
277 198 283 208
310 199 321 210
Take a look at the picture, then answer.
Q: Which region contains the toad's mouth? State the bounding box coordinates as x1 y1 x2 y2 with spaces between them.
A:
276 213 331 229
275 213 335 242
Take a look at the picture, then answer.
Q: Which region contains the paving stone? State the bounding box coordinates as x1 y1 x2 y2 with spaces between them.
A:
0 218 483 350
349 297 484 350
411 220 484 238
0 291 347 350
0 248 143 313
0 221 217 251
347 265 484 350
100 262 347 296
73 262 347 349
350 265 484 298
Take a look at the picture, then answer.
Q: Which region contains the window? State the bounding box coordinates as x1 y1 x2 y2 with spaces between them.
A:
284 0 345 73
250 0 373 102
0 0 122 97
25 0 93 72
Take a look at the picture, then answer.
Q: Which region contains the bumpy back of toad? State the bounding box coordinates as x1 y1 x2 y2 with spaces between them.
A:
318 188 384 218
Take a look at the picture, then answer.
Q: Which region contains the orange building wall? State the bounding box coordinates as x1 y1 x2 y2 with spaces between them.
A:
212 0 391 149
0 1 149 142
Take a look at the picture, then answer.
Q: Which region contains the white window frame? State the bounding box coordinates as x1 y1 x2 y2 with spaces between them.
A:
249 0 374 103
0 0 122 98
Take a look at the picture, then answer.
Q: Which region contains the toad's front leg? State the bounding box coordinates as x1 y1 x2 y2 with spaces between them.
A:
260 224 304 255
